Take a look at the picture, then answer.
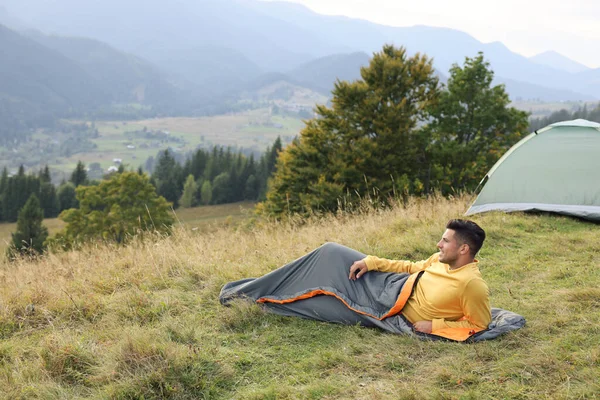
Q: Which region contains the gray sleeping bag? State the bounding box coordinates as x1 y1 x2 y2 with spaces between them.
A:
219 242 525 342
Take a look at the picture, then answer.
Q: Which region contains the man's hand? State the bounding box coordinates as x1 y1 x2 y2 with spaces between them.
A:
413 321 433 334
349 260 368 280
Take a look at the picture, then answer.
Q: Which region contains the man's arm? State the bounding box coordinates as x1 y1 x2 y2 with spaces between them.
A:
349 253 438 280
431 278 491 332
363 253 438 274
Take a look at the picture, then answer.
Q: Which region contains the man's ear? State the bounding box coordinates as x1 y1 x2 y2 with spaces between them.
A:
459 243 470 255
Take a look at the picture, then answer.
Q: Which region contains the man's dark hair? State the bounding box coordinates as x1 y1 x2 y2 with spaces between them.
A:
446 219 486 257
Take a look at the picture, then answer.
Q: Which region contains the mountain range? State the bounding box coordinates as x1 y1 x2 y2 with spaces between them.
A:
1 0 599 132
529 51 590 74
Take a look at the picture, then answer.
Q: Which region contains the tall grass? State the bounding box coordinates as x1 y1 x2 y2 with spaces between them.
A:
0 195 598 398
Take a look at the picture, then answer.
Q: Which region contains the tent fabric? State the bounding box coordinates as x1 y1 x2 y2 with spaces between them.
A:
466 119 600 221
548 118 600 129
219 242 525 342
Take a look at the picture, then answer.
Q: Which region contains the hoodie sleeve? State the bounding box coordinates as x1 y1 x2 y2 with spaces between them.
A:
363 253 439 274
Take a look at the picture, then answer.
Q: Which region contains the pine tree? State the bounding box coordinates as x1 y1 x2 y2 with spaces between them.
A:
39 182 60 218
70 161 88 187
204 147 220 181
39 165 51 184
153 150 182 208
267 136 282 176
3 167 33 222
260 45 439 216
190 149 208 178
240 154 257 200
256 152 269 200
8 194 48 258
2 178 16 222
0 167 8 194
228 167 240 203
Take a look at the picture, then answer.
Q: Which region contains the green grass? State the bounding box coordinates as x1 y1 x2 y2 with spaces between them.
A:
173 201 256 230
0 196 599 398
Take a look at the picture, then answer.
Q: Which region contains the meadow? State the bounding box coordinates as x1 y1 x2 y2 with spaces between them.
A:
0 196 599 399
0 202 256 254
3 108 307 180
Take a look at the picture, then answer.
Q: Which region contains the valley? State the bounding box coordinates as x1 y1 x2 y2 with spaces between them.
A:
0 106 311 181
0 94 589 182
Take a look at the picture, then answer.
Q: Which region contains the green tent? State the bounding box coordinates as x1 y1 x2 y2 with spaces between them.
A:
466 119 600 222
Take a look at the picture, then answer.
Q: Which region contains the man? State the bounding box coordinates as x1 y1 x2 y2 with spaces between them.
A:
220 218 492 341
349 219 491 335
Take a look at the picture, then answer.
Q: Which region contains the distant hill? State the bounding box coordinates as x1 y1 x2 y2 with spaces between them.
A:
0 25 108 108
241 72 300 92
5 0 345 72
247 2 597 99
285 51 593 102
243 2 600 101
150 45 263 96
4 0 600 104
6 0 597 101
0 4 25 30
529 51 590 74
0 24 107 144
494 77 596 102
289 52 371 94
233 52 372 104
569 68 600 101
0 24 220 145
24 30 188 112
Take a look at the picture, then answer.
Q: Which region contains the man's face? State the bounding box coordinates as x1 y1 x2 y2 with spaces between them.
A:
437 229 465 265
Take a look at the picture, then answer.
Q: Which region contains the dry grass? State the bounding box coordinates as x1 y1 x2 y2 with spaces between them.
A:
0 195 599 398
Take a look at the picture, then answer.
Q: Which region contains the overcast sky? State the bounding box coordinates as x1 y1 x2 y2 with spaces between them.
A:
269 0 600 68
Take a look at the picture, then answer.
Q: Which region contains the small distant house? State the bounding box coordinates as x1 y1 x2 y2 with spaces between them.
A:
127 145 135 149
113 158 122 164
107 166 119 173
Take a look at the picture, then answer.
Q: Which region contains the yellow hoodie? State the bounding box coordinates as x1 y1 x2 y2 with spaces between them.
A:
363 253 491 333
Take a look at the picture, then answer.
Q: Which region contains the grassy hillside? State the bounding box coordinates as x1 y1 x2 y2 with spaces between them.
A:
0 196 598 398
